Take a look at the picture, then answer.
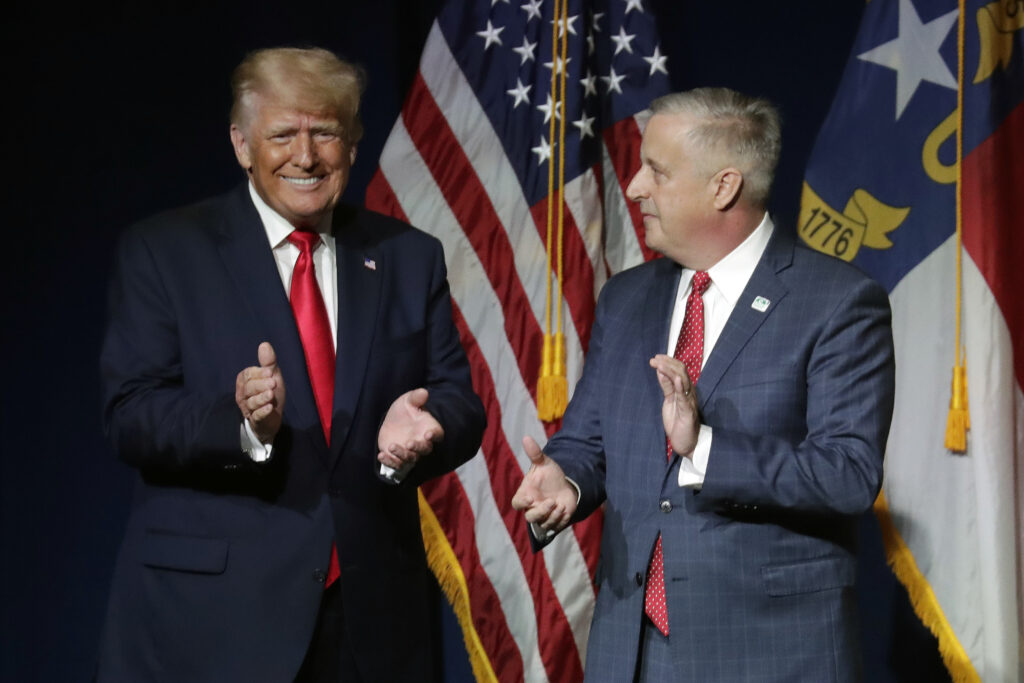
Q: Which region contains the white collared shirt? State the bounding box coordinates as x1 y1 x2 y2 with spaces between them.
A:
670 213 774 487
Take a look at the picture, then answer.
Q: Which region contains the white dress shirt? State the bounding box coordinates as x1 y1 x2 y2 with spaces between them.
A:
240 183 336 461
671 213 774 487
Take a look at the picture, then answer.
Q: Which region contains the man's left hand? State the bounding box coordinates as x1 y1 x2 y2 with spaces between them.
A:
377 388 444 471
650 354 700 458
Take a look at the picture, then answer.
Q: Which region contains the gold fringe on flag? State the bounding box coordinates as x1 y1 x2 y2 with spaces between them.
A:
418 490 498 683
873 492 980 682
945 0 971 453
537 0 570 421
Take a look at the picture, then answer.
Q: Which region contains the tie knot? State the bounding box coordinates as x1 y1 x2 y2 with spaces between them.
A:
287 229 321 254
691 270 711 296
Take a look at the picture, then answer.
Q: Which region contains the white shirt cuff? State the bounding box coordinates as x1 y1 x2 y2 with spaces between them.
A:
240 420 273 462
379 460 416 484
678 425 712 489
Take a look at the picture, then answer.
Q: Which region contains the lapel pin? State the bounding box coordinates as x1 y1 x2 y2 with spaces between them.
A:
751 296 770 312
363 257 377 271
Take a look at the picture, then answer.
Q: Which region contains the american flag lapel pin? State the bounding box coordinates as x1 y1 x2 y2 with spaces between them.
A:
363 256 377 271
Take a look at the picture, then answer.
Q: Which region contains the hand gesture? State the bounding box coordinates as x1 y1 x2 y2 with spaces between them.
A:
235 342 286 443
649 354 700 458
511 436 577 533
377 388 444 471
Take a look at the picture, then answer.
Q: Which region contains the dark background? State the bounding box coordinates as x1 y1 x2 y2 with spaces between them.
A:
2 1 951 680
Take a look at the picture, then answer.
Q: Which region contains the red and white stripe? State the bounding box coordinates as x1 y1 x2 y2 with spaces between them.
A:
366 20 652 683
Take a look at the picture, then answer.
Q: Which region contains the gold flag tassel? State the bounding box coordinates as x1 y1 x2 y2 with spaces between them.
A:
944 0 970 454
537 0 569 421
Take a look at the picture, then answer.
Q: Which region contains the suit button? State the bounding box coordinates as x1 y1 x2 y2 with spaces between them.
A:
635 572 644 586
313 569 326 584
660 500 672 513
329 488 342 496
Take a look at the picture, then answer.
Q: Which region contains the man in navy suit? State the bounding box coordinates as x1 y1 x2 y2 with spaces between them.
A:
98 47 484 681
513 88 895 681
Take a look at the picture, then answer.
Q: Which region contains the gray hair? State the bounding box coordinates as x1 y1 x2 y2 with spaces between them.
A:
650 88 781 206
230 47 365 144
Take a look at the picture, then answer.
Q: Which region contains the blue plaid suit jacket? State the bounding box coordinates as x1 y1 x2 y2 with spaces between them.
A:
545 227 895 682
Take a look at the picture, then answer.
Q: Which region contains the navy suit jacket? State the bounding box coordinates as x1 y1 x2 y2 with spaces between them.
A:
97 184 484 681
544 228 895 682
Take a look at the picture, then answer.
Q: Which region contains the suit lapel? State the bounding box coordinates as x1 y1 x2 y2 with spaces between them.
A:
329 206 383 465
697 228 794 408
641 258 681 478
215 185 325 451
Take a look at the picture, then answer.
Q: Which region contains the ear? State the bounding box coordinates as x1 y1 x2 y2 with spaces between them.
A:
711 167 743 210
348 143 358 166
229 124 253 173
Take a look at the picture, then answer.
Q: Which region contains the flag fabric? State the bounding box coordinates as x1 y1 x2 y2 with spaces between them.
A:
800 0 1023 680
365 0 669 680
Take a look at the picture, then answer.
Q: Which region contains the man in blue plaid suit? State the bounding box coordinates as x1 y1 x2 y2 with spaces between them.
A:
513 88 895 682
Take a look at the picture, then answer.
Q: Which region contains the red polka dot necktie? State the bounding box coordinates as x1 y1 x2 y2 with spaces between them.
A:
287 230 340 588
644 270 711 636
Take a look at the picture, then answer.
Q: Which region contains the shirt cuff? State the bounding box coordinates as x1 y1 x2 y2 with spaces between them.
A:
240 419 273 462
678 425 712 489
380 460 416 484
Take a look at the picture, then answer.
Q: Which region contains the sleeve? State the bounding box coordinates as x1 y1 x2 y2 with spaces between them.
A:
398 239 486 487
100 226 255 473
541 287 613 522
696 276 895 516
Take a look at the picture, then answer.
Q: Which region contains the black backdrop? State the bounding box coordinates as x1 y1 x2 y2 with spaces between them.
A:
2 2 951 680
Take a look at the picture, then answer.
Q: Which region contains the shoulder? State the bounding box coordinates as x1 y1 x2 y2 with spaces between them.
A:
119 187 241 250
600 257 675 301
335 205 442 252
787 240 887 298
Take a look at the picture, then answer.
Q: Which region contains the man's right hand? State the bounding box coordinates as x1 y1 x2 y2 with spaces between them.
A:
235 342 286 443
511 436 577 534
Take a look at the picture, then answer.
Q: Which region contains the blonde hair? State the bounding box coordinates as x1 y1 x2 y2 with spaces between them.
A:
231 47 365 143
651 88 781 206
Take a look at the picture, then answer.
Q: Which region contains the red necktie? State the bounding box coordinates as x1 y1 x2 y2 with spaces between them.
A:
287 230 340 588
644 270 711 636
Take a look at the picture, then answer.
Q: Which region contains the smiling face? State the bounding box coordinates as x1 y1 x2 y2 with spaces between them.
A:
230 95 356 228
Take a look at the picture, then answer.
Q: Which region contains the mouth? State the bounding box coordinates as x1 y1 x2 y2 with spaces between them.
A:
281 176 324 187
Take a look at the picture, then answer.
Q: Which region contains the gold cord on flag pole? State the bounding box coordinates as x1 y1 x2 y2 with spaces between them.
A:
538 0 569 421
945 0 970 452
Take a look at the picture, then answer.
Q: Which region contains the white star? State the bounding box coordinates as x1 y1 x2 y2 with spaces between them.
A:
623 0 644 14
581 70 598 96
506 78 533 108
643 46 668 76
476 20 505 49
532 135 552 165
520 0 543 21
602 66 626 94
551 13 579 38
857 0 958 119
573 113 596 139
512 36 537 64
543 55 572 74
591 12 604 32
537 93 562 123
492 0 510 4
587 33 595 55
610 26 636 55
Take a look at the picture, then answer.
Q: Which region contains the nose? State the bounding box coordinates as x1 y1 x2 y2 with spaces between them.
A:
292 132 317 169
625 167 648 202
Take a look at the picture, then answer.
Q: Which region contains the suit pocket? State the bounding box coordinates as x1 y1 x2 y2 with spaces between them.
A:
141 530 229 574
760 555 854 597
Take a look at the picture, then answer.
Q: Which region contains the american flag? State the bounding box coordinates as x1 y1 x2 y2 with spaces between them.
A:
366 0 668 679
